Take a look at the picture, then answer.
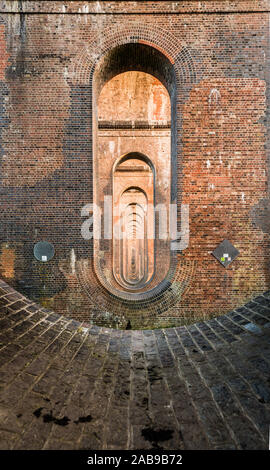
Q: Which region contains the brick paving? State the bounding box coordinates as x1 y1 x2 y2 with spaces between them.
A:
0 278 269 450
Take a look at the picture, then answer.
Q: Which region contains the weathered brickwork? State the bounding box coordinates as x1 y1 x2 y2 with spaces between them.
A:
0 1 269 328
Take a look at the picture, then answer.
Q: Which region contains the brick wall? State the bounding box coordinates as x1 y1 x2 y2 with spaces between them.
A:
0 1 269 329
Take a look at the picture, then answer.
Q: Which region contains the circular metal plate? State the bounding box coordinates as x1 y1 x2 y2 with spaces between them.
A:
34 241 55 262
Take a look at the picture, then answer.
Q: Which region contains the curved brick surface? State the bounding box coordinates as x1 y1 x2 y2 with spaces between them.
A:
0 278 270 450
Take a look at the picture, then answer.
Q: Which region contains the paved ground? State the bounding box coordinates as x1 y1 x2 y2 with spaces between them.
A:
0 279 270 450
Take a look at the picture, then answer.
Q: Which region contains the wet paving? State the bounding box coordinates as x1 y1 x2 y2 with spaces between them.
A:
0 279 270 450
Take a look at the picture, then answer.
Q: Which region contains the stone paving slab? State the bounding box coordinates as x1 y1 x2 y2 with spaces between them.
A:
0 279 270 450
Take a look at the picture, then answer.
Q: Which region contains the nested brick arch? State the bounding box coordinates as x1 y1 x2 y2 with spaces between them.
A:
69 24 198 321
68 23 199 209
69 23 198 87
112 153 156 292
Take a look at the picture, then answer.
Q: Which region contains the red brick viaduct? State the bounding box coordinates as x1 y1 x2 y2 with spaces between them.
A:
0 1 269 330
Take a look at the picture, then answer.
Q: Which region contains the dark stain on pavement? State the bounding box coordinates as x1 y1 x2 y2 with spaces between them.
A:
33 408 93 426
141 427 174 447
74 415 93 424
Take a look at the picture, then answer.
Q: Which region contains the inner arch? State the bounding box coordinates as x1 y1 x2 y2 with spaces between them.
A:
113 156 155 290
92 43 176 300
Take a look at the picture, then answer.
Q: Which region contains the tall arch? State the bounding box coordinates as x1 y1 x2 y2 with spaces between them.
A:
113 154 155 291
70 25 198 313
92 45 174 300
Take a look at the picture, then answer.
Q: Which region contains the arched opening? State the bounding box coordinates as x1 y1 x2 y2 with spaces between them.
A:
113 155 155 290
92 43 176 299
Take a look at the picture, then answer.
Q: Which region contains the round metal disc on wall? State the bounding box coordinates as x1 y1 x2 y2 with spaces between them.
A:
34 241 55 262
